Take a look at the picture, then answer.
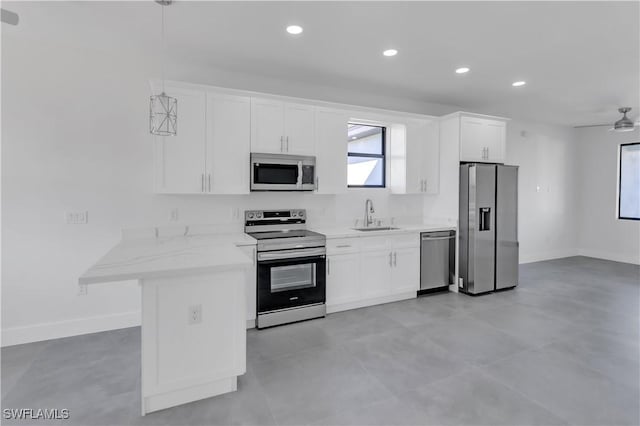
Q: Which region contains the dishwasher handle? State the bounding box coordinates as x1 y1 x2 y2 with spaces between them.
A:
422 234 455 241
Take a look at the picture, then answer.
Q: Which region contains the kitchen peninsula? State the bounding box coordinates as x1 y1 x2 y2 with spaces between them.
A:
79 230 256 415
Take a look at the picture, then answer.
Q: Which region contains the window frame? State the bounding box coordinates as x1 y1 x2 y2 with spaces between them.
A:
617 142 640 221
347 124 387 189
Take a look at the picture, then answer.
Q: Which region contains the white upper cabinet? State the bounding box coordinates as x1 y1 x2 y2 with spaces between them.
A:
206 92 251 194
314 108 348 194
284 103 315 155
153 82 250 194
459 115 507 163
250 98 315 155
390 118 440 194
154 85 207 194
250 98 285 154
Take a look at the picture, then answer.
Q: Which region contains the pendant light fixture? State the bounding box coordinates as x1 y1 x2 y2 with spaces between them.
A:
150 0 177 136
613 107 634 132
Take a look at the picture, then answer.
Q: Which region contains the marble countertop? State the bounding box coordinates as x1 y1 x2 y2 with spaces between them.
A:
79 233 256 285
311 223 456 239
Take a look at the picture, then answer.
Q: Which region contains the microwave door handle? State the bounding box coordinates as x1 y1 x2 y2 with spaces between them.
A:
297 161 303 188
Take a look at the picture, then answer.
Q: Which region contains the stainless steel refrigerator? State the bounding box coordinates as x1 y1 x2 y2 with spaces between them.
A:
459 164 518 295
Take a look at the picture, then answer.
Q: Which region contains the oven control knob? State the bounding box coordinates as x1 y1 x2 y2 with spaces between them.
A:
297 210 304 217
256 212 262 218
248 213 255 219
292 211 297 217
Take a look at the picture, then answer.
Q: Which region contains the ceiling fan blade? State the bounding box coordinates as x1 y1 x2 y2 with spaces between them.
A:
1 8 19 26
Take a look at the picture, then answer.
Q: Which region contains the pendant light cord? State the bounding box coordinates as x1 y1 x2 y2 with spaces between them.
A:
161 3 165 94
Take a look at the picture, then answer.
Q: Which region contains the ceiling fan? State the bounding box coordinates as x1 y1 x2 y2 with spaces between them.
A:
1 8 19 25
575 107 639 131
611 107 636 132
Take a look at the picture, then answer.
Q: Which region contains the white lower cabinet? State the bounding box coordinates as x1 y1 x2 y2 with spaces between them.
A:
360 250 393 300
390 246 420 293
326 234 420 313
326 253 360 306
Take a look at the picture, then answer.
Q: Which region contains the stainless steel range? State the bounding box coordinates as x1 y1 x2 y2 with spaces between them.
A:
244 209 326 329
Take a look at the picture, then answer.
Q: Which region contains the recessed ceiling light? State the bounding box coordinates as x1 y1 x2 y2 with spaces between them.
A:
383 49 398 57
455 67 470 74
286 25 303 35
512 81 526 87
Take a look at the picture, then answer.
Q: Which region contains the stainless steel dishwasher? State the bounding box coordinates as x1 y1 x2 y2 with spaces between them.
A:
420 230 456 294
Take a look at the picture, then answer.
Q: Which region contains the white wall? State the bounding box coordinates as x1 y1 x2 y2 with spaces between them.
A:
0 35 453 346
506 120 579 263
575 126 640 264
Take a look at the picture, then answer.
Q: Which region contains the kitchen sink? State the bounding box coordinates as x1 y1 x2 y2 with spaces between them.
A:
352 227 400 232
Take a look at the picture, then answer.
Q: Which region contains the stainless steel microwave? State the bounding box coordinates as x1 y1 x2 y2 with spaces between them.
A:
250 153 316 191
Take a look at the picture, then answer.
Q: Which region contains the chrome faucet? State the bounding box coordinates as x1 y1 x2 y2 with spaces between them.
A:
364 199 375 227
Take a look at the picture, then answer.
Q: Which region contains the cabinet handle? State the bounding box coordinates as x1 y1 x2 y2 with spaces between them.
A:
389 252 393 267
424 179 427 192
208 174 211 192
393 252 397 267
280 136 284 152
201 174 204 192
316 176 319 191
486 147 489 159
286 136 289 152
336 244 351 248
327 258 331 275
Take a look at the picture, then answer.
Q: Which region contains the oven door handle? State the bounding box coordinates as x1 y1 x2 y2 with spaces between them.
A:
258 248 326 261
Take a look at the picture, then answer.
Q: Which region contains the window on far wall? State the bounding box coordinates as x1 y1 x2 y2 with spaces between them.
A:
618 142 640 220
347 124 386 187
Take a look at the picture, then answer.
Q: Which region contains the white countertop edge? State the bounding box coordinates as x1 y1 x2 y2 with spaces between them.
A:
312 224 456 239
79 261 252 286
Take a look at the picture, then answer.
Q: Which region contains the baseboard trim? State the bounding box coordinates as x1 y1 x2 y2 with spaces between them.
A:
519 250 579 264
1 311 141 347
577 249 640 265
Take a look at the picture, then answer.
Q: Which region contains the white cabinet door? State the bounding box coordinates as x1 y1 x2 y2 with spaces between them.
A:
460 116 507 163
484 120 506 163
250 98 284 153
237 245 257 324
391 246 420 294
459 116 487 162
326 253 360 307
206 93 251 194
389 119 439 195
154 86 206 193
403 121 424 194
422 120 440 194
284 103 315 155
315 108 348 194
360 250 392 300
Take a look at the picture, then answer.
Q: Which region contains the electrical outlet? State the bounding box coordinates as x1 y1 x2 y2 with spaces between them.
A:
66 211 88 225
170 208 179 222
188 304 202 325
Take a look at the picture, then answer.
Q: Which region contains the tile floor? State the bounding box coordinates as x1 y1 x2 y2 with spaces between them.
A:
2 256 639 425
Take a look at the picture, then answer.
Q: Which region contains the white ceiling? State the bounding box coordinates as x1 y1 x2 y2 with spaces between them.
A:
4 1 639 127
